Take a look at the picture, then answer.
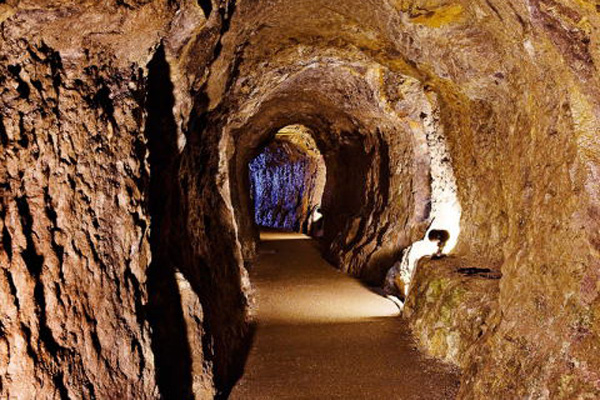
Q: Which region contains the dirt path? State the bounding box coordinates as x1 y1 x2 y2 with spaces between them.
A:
230 232 460 399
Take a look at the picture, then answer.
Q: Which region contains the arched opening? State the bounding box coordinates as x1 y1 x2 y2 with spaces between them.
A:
4 0 599 398
139 27 469 398
160 54 468 397
248 125 326 234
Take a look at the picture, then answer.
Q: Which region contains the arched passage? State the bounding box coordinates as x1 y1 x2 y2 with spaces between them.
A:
151 40 466 398
198 52 468 396
5 0 599 398
224 62 435 277
248 125 326 233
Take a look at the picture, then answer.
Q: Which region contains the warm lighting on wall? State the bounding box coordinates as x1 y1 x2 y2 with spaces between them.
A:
386 101 462 303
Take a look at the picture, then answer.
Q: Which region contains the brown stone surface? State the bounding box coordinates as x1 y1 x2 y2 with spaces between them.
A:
404 257 501 368
0 1 247 398
0 0 599 398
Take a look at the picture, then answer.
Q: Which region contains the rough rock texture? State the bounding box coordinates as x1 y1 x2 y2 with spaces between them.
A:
210 1 600 397
1 0 600 398
404 257 501 368
249 125 325 232
226 59 434 282
0 1 250 398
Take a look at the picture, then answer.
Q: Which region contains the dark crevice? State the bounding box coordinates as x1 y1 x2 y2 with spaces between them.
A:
16 196 44 277
485 0 503 20
198 0 212 18
93 85 119 134
17 112 28 149
53 282 65 309
38 42 63 98
116 0 135 10
90 329 102 356
131 338 146 377
457 267 502 280
8 65 30 100
224 41 248 93
84 382 97 400
124 261 145 327
52 371 70 400
0 114 8 147
4 270 19 310
21 323 38 362
85 233 104 269
376 130 391 207
44 189 64 268
212 0 238 60
2 224 12 262
130 210 148 249
34 282 63 356
144 45 195 400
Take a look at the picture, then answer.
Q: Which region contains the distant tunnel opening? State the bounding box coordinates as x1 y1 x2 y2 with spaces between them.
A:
248 125 326 235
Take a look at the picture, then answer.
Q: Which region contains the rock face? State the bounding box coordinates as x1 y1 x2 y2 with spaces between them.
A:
1 0 600 399
249 125 325 232
404 257 501 369
0 1 250 398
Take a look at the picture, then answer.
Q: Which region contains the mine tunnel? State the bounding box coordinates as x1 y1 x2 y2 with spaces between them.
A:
1 1 600 399
247 125 326 234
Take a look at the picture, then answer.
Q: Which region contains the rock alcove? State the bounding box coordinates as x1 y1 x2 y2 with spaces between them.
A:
1 0 599 399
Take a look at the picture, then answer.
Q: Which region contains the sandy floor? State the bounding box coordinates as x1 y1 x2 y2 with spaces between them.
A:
230 232 460 399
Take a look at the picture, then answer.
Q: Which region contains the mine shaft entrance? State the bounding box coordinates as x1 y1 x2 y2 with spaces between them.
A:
248 125 326 235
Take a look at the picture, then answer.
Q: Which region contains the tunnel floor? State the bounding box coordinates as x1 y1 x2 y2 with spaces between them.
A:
230 231 461 399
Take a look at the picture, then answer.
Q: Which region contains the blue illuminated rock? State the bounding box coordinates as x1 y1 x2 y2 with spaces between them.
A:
249 127 325 232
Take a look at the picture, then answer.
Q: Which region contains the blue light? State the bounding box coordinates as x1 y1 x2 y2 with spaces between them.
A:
249 145 309 231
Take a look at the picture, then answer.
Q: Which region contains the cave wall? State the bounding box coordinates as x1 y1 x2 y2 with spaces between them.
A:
206 0 600 397
225 66 432 284
0 0 599 399
0 5 165 396
0 0 250 398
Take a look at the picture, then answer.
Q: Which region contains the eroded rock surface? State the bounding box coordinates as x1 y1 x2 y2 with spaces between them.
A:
0 0 599 398
404 257 501 369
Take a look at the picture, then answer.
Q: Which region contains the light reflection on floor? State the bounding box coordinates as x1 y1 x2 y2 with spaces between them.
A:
230 232 461 399
259 230 311 241
255 231 399 322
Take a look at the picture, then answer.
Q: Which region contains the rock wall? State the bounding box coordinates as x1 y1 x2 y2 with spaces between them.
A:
197 0 600 397
225 60 434 283
0 4 167 396
1 0 599 398
404 257 501 369
0 1 251 398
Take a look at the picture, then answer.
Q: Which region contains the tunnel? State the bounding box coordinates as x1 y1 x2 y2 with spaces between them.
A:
247 125 326 234
1 1 600 399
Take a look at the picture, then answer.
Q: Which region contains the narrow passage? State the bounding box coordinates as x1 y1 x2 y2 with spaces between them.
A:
231 232 460 399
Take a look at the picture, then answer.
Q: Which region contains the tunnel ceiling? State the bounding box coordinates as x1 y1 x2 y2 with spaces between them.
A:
1 0 600 398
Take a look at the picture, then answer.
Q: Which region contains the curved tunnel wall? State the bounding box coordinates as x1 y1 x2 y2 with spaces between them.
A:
1 0 599 398
225 63 435 284
201 0 600 396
